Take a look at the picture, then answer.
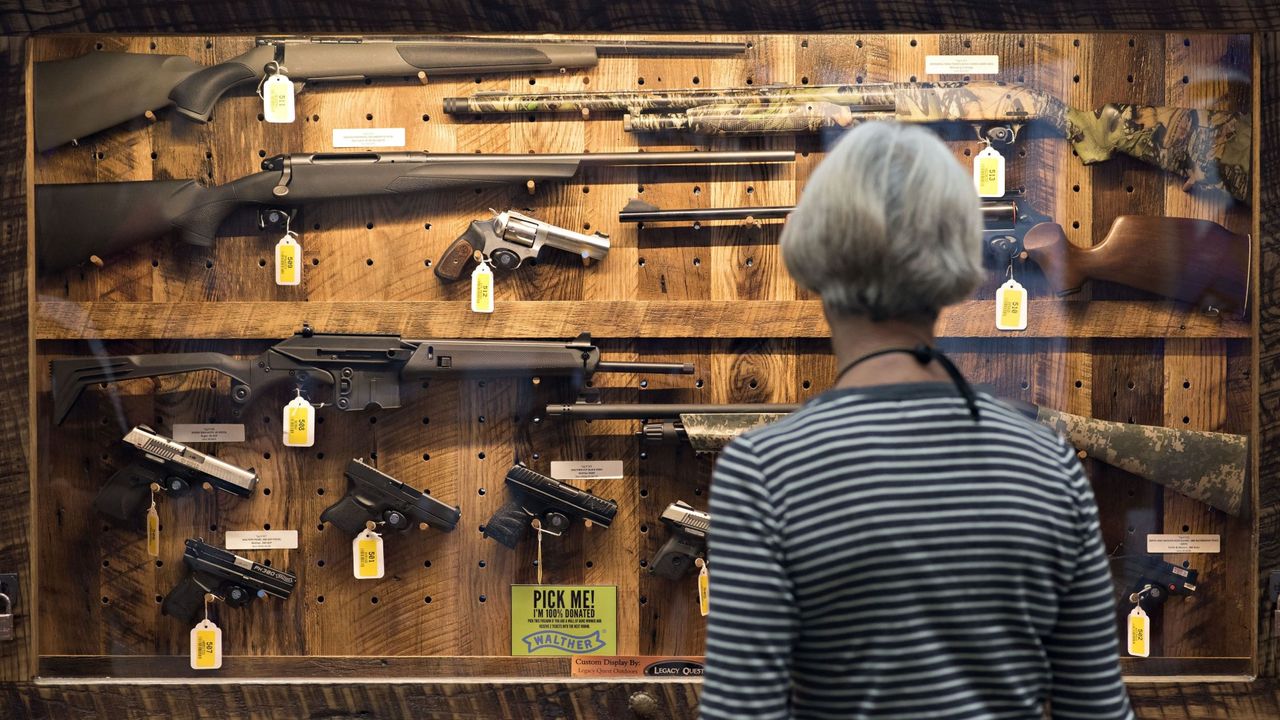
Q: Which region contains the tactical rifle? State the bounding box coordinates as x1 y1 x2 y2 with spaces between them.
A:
650 501 710 580
35 36 747 151
618 199 1251 315
444 82 1251 201
544 400 1247 515
484 463 617 548
50 329 694 425
35 149 794 273
434 209 610 282
95 425 258 528
161 539 296 624
320 458 461 534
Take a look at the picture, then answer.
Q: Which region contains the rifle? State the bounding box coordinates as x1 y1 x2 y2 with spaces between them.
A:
36 149 792 274
443 82 1251 201
50 329 694 425
34 36 747 151
543 400 1247 516
618 199 1251 315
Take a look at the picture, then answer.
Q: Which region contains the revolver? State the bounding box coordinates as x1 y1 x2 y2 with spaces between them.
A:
320 458 461 535
161 539 296 624
484 464 617 548
94 425 258 528
434 209 610 281
650 501 710 580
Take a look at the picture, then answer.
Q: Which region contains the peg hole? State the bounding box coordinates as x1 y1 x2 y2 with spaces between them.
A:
1071 221 1080 229
695 379 704 388
478 452 486 460
1126 381 1136 390
639 489 649 498
1183 380 1191 389
586 561 594 569
640 524 649 533
366 258 374 266
749 379 759 389
317 596 325 603
1075 380 1083 388
1072 74 1080 83
803 380 812 389
801 40 809 48
909 39 918 47
1181 75 1190 84
692 76 701 84
637 77 645 85
1182 416 1190 424
692 257 701 267
479 595 487 603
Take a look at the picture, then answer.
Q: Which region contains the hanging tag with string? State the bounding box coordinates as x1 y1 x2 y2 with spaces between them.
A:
282 389 316 447
190 595 223 670
145 483 161 557
259 61 295 124
471 252 494 314
274 214 302 286
1127 588 1151 658
696 558 710 617
353 523 385 580
995 260 1028 331
973 137 1005 198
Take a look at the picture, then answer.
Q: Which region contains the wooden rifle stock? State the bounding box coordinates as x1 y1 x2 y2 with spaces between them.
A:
1021 216 1250 315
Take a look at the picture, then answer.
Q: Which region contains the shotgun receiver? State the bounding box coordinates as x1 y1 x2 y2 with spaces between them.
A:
35 149 792 274
34 37 747 151
445 82 1251 201
544 400 1247 516
619 200 1250 315
50 329 694 425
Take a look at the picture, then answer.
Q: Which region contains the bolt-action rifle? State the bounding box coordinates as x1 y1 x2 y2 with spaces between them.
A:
35 36 747 151
619 199 1252 315
444 82 1251 201
544 400 1247 516
35 149 793 273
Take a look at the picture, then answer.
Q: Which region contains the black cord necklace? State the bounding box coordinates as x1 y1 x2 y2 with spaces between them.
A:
832 344 981 421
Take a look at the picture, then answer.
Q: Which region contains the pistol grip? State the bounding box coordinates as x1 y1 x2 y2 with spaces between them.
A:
319 495 373 535
161 575 212 624
483 499 530 549
650 536 703 580
434 236 478 282
93 463 159 528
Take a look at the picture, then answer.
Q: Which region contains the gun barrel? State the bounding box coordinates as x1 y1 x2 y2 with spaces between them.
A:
575 150 796 166
444 84 896 115
546 403 799 419
498 210 610 260
593 362 696 375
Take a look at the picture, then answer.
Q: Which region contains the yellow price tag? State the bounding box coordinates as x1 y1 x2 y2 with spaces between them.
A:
995 279 1027 331
275 233 301 286
190 620 223 670
973 145 1005 198
697 560 710 617
262 73 295 123
1127 605 1150 657
145 503 160 557
282 395 315 447
354 529 385 579
471 260 494 314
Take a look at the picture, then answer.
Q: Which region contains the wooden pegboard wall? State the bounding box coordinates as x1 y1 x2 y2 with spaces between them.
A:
32 33 1253 677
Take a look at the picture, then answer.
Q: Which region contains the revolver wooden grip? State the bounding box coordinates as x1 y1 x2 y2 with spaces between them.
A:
434 236 477 282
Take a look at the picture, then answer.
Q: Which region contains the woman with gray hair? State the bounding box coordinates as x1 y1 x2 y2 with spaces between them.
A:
699 123 1133 720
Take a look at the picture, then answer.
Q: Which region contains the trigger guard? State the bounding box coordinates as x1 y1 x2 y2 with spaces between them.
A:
489 247 523 270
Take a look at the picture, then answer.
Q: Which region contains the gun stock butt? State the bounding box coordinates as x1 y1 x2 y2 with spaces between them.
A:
51 353 253 425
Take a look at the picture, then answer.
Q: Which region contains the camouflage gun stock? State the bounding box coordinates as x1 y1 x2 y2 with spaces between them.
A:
544 400 1246 515
445 81 1250 202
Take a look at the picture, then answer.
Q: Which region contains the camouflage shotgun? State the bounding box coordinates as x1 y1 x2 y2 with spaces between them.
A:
618 199 1252 316
35 36 747 151
544 401 1247 516
35 149 793 273
444 82 1251 201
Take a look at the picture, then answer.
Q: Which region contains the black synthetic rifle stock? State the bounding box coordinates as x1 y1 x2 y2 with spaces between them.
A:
35 149 793 273
34 36 747 151
50 329 694 425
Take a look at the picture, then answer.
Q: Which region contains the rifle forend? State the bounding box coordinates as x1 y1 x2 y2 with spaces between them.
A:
36 150 794 273
35 37 747 151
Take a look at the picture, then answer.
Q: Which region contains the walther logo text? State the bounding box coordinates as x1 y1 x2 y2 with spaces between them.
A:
522 630 607 654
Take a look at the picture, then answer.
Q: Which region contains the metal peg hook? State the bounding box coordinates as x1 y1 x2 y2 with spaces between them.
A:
1128 584 1153 604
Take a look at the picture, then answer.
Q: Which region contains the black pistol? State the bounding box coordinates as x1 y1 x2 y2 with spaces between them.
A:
320 458 461 535
161 539 296 624
650 501 710 580
484 464 617 549
94 425 258 528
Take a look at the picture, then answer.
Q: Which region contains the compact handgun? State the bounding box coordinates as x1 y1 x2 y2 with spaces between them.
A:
650 501 710 580
434 209 610 282
1126 556 1199 608
320 458 461 535
94 425 258 528
483 464 617 548
161 539 296 624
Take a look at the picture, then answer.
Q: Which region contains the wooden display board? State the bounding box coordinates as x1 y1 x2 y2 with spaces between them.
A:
27 32 1255 682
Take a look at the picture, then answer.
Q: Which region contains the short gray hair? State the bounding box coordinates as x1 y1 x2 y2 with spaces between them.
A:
781 122 984 321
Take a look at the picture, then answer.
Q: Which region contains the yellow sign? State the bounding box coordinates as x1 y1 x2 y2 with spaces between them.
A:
511 585 616 656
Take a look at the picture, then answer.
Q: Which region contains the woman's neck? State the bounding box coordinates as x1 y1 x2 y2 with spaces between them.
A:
826 312 950 389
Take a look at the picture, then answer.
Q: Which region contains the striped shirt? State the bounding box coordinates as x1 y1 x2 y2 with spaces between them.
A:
700 383 1133 720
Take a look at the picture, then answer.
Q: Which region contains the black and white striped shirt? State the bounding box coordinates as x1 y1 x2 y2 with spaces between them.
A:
700 383 1133 720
